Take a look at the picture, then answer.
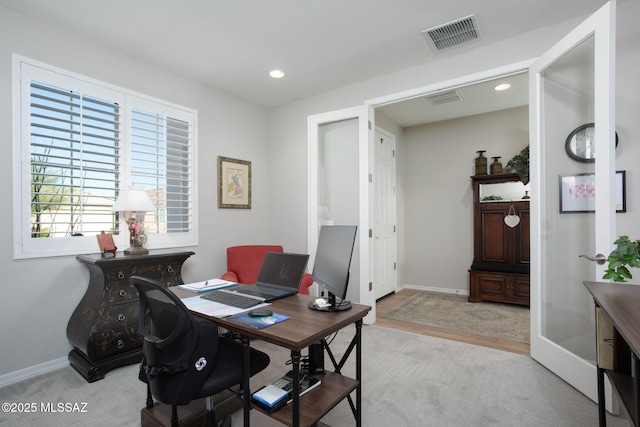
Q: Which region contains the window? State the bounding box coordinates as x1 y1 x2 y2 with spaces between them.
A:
13 56 197 258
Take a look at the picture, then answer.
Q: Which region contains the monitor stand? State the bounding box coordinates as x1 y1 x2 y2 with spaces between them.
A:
307 294 352 312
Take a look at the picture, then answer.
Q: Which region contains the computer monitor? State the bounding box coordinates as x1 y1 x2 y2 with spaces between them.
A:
309 225 358 312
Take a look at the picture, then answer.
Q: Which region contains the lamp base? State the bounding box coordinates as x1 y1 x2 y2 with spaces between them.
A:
124 246 149 255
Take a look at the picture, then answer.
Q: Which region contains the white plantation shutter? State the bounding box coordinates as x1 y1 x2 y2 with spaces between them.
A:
29 81 120 238
129 107 193 235
14 57 197 258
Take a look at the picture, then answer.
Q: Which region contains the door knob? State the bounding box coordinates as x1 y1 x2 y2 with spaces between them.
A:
579 254 607 265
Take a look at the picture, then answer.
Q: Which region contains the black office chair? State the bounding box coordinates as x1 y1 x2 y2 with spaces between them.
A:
132 275 270 427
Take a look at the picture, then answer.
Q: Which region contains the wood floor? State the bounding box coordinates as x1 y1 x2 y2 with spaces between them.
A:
375 288 530 355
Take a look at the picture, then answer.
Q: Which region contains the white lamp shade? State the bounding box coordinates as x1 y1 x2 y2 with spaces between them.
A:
112 187 155 212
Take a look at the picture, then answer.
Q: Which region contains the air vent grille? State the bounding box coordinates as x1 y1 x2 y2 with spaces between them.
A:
427 90 463 106
422 15 480 52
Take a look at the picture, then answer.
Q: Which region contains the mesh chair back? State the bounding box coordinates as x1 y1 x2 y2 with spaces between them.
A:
132 276 220 406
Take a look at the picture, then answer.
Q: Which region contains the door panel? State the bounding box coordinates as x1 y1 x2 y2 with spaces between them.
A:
373 129 397 300
530 1 616 403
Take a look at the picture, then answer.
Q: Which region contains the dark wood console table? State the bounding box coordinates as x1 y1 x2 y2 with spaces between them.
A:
584 281 640 426
67 250 194 382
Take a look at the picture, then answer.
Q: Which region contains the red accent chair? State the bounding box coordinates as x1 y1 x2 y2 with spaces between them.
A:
220 245 313 295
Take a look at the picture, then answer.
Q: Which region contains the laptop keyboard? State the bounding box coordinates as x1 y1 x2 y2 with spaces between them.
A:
200 290 263 309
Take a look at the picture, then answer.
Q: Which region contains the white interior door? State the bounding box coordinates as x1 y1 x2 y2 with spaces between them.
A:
373 128 397 300
529 1 616 404
307 105 375 323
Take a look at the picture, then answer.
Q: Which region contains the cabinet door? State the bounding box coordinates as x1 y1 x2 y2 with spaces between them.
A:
479 204 529 267
472 271 508 301
480 210 508 263
512 275 530 305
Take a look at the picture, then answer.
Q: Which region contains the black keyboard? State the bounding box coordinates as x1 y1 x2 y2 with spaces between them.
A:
200 290 263 309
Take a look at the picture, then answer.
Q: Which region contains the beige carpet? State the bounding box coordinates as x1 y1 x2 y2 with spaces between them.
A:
383 292 530 343
1 325 630 427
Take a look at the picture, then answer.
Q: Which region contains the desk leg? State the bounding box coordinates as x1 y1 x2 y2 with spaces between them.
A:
241 335 251 427
597 365 606 427
290 349 301 427
355 319 362 427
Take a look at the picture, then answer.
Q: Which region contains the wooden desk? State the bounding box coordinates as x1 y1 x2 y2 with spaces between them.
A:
174 289 371 427
584 281 640 426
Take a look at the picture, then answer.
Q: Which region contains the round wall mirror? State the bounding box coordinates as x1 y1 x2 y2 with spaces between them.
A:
565 123 618 162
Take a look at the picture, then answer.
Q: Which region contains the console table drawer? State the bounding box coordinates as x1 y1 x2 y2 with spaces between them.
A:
89 301 141 359
103 259 183 288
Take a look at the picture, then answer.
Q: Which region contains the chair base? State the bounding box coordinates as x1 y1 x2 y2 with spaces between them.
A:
141 390 242 427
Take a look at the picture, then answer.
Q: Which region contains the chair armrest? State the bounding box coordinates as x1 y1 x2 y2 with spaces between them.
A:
221 271 238 282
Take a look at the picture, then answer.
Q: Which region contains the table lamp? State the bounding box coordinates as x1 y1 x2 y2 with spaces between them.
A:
111 186 155 255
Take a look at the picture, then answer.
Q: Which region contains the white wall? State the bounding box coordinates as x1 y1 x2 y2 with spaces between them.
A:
0 8 271 377
400 107 529 292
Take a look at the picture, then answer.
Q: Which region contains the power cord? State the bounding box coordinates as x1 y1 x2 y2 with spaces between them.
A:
285 355 311 372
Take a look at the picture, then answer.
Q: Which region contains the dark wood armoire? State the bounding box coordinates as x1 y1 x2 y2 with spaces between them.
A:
469 173 530 305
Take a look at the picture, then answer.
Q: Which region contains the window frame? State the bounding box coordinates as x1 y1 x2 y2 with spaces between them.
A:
12 55 198 259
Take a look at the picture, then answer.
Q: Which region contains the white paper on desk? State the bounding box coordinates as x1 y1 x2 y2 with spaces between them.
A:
181 296 270 318
178 279 237 293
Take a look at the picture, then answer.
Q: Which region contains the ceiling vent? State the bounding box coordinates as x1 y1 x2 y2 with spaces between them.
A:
427 90 463 106
422 15 481 53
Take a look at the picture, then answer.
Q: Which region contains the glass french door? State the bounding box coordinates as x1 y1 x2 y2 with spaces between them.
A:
529 1 616 404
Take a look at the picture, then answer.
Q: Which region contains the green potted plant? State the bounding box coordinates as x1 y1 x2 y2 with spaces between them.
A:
603 236 640 282
505 145 529 185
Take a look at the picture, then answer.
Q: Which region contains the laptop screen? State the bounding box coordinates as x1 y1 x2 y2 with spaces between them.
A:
256 252 309 290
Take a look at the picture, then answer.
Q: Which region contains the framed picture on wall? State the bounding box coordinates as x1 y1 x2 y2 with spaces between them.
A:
559 170 626 213
218 156 252 209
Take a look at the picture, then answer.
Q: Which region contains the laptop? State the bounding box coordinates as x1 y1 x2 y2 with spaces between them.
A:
221 252 309 302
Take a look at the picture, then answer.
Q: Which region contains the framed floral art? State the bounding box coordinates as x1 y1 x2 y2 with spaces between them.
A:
559 170 625 213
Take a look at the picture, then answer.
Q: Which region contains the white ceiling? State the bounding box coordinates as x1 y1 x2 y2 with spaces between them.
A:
0 0 608 124
377 72 529 127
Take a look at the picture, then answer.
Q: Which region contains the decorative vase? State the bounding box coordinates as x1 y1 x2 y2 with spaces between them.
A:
475 150 488 175
490 156 502 174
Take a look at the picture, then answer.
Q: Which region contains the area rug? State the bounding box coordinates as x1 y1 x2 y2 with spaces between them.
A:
383 292 530 343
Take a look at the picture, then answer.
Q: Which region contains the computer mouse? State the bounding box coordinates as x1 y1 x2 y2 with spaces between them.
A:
315 298 328 306
248 309 273 317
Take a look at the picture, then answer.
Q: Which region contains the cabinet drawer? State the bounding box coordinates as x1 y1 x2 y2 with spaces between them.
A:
103 260 182 288
105 281 138 302
133 259 183 287
89 301 142 359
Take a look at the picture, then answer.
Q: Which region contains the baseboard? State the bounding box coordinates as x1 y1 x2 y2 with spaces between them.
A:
401 284 469 297
0 357 68 388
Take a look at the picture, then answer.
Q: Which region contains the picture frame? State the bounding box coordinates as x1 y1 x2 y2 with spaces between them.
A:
218 156 252 209
96 232 117 257
559 170 626 213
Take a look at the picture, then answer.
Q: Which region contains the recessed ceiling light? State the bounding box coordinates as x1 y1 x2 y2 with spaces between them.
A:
494 83 511 91
269 69 285 79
